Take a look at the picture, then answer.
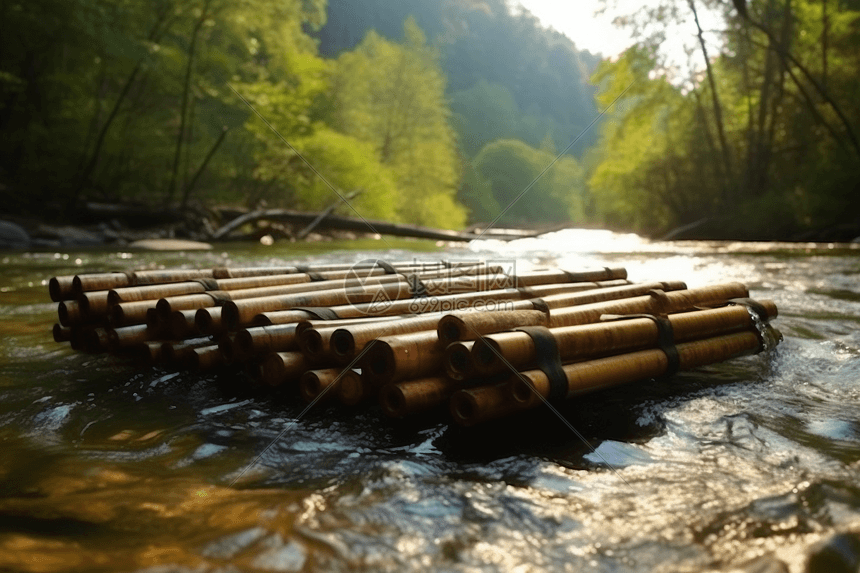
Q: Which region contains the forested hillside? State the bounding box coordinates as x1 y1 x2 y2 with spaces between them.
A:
585 0 860 239
1 0 858 239
0 0 596 230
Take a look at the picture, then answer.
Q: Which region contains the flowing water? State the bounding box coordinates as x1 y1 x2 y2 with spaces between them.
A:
1 230 859 572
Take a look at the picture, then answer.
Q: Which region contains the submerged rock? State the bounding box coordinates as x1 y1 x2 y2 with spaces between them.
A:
0 220 30 249
806 532 860 573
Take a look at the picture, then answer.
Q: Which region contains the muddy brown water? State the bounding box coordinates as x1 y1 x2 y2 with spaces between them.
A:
0 230 858 572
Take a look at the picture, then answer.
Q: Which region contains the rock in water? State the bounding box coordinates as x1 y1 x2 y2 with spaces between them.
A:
128 239 212 251
806 532 860 573
0 220 30 249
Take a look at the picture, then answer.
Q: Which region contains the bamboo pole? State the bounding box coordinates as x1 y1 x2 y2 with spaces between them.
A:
110 300 161 327
380 377 462 418
212 261 447 279
161 338 212 367
471 301 778 376
53 324 72 343
295 315 406 363
71 272 130 297
49 275 78 302
436 280 701 344
156 293 219 318
337 371 375 406
300 368 358 404
107 324 156 351
507 331 764 415
259 351 309 387
252 280 618 326
326 312 448 364
437 310 549 345
159 266 495 323
138 341 164 365
545 283 750 329
57 300 87 327
251 310 317 327
107 282 207 306
235 323 300 357
190 344 225 370
169 309 199 339
58 262 450 300
222 281 413 329
541 281 687 309
444 340 477 380
131 269 215 285
361 330 445 385
194 307 223 333
231 267 628 329
449 383 527 427
79 327 111 354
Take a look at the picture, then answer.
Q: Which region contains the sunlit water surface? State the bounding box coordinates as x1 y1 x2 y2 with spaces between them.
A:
1 230 859 572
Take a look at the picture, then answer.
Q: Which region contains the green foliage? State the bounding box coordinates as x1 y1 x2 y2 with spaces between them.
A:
585 0 860 238
262 127 399 220
474 139 586 225
327 18 466 228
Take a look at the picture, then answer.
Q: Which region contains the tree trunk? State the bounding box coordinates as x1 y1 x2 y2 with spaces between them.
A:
689 0 734 202
69 4 176 210
180 126 229 210
166 0 211 207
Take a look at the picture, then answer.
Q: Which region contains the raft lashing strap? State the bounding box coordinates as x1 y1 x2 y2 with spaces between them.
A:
517 286 539 299
294 266 326 282
207 290 233 305
514 326 568 401
193 278 219 290
292 307 340 320
528 297 551 317
372 259 398 274
600 313 681 378
407 274 429 298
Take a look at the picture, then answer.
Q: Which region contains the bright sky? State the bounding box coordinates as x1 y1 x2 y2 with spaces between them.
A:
515 0 725 79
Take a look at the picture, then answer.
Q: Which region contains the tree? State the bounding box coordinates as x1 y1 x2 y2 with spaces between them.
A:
474 139 586 225
327 18 466 228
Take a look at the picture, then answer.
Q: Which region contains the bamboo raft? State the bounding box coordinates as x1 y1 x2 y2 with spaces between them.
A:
47 259 781 426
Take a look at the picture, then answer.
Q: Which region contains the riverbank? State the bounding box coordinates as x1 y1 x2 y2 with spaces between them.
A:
3 206 860 251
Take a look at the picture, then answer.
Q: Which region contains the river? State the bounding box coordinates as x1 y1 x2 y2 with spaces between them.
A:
0 229 858 572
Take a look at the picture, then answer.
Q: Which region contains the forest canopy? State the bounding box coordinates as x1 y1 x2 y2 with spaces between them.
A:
1 0 858 240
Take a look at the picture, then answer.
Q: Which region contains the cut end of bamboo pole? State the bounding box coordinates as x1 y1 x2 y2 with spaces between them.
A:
221 302 240 330
335 370 366 406
299 368 347 403
195 307 223 334
58 300 83 327
380 384 408 418
444 341 475 380
330 329 355 363
361 341 396 384
380 377 458 418
450 384 528 426
52 323 72 343
449 389 480 426
298 328 327 363
49 276 75 303
472 337 503 373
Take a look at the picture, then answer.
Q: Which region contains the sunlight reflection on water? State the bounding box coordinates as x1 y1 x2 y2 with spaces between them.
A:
0 229 859 572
